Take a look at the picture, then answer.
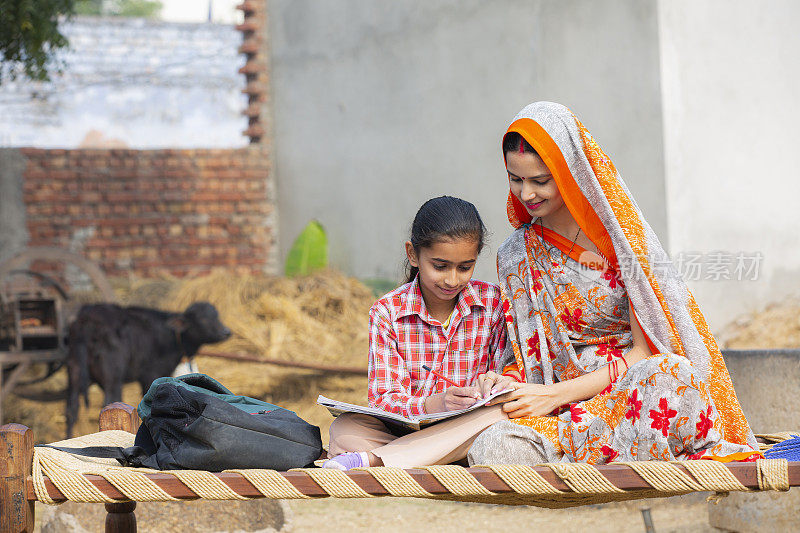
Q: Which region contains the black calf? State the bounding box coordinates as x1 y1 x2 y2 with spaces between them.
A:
65 301 230 437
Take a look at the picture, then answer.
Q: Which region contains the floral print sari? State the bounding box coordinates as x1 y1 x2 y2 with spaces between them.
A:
468 102 759 464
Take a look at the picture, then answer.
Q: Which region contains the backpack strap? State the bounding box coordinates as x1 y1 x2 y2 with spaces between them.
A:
35 444 148 467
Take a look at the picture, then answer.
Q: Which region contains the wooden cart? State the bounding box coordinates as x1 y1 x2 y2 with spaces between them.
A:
0 247 115 424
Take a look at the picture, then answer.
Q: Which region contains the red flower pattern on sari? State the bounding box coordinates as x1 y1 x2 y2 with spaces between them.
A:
626 389 642 421
600 445 618 463
570 404 586 423
596 338 623 361
502 299 514 325
526 331 556 362
602 268 624 289
532 270 543 292
528 268 544 293
560 307 586 332
649 398 678 437
696 405 714 440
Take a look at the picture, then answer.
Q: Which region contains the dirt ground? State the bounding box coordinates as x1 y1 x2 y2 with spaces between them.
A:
10 273 800 532
284 494 716 533
34 493 715 533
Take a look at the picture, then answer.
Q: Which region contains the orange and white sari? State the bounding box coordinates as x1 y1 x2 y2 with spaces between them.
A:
468 102 758 464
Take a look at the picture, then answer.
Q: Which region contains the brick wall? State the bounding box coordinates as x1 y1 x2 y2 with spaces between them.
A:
20 147 274 277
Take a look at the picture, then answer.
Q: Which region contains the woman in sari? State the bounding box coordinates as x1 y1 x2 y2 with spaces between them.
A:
467 102 760 464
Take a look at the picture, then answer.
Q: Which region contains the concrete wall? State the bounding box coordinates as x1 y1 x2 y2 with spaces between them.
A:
0 149 29 264
269 0 667 283
658 0 800 329
0 17 247 149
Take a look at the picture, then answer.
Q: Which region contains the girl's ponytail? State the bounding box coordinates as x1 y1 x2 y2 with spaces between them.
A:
404 196 486 284
406 265 419 284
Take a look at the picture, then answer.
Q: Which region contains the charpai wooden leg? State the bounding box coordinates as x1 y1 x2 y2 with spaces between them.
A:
99 402 141 433
99 402 141 533
0 423 34 533
105 501 137 533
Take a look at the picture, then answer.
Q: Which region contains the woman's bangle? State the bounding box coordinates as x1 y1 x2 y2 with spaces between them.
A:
608 359 622 383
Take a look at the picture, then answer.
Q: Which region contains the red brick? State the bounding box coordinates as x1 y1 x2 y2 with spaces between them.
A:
20 147 273 277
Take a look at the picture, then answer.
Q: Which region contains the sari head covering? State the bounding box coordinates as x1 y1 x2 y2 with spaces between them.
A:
501 102 753 448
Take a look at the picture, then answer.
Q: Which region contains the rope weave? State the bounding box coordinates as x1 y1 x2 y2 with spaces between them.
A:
757 459 790 491
756 432 800 443
171 470 250 500
548 463 625 494
227 469 310 500
102 471 178 502
480 464 562 495
422 465 495 497
682 460 748 492
291 468 374 498
352 467 434 498
32 430 153 504
623 461 703 493
756 433 800 452
33 450 118 504
29 430 796 508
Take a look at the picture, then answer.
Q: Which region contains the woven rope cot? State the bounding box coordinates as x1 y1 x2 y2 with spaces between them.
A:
28 431 797 509
2 403 799 533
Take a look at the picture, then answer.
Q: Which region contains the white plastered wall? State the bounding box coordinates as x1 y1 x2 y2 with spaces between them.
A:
269 0 666 284
658 0 800 330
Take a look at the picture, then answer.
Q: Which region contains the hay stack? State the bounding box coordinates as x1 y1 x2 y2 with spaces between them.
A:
719 298 800 349
161 270 374 368
126 270 376 438
9 270 378 444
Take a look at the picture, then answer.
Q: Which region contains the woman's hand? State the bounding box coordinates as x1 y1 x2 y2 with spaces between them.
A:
488 383 563 418
476 371 515 398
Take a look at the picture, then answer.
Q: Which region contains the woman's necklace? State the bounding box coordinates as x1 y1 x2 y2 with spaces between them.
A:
537 217 581 264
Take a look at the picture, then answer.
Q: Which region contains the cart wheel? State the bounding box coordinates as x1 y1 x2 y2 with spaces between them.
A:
0 247 116 305
6 269 70 301
0 248 115 387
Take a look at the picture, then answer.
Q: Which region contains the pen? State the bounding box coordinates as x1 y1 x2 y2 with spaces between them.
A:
422 364 460 388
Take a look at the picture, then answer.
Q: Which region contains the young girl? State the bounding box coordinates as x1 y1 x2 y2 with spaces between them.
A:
323 196 512 470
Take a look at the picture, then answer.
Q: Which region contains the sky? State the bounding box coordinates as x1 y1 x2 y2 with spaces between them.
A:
158 0 243 24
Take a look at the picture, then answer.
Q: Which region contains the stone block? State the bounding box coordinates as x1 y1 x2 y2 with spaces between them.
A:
709 351 800 531
708 490 800 533
38 499 291 533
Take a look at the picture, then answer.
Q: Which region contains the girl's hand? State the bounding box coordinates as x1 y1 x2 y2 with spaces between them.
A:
443 386 482 411
476 371 515 398
488 383 562 418
424 387 481 413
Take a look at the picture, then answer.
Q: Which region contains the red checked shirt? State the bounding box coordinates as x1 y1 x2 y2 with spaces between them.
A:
368 277 507 418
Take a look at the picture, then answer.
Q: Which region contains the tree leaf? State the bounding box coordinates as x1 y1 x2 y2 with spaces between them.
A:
285 220 328 277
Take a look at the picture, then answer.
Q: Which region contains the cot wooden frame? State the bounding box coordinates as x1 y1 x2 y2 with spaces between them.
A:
2 402 799 533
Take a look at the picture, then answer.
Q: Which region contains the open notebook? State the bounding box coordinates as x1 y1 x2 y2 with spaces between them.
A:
317 388 511 431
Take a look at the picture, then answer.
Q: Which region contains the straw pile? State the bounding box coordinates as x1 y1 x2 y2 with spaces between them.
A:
718 297 800 349
8 270 378 444
122 269 374 368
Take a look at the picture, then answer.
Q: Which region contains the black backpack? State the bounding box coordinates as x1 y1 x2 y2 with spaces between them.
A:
48 374 323 471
